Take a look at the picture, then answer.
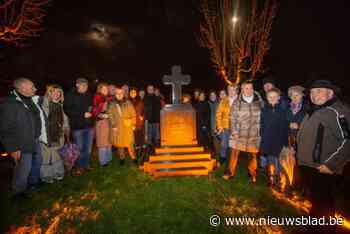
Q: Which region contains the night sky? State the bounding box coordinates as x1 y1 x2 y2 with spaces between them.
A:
1 0 349 98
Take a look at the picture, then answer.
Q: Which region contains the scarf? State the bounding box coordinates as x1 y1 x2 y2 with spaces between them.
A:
242 95 254 103
290 102 302 115
48 102 64 145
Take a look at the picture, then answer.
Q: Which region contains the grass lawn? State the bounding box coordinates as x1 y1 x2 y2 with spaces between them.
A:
0 154 310 234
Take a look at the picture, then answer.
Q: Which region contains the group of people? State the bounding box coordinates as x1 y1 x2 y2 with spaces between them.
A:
187 77 349 219
0 77 165 199
0 76 349 221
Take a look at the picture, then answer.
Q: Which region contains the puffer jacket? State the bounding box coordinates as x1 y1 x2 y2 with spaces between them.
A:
216 97 231 130
297 98 350 175
229 93 263 153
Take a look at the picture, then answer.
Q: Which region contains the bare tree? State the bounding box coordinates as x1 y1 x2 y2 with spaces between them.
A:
0 0 50 47
198 0 277 84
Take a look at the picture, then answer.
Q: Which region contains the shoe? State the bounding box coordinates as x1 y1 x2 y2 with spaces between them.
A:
43 178 54 184
55 176 64 181
251 177 257 184
120 159 125 166
222 174 233 180
133 159 138 165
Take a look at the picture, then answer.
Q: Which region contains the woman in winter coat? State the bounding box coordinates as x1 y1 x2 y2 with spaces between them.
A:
37 85 70 183
92 83 113 166
260 88 289 187
224 80 263 183
286 86 307 148
107 87 137 165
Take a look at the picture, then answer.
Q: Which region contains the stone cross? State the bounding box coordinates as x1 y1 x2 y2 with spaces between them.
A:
162 65 191 104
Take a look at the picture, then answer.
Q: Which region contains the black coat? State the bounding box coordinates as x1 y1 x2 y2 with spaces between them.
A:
260 102 289 156
63 90 93 130
143 94 161 123
0 92 39 153
195 100 210 129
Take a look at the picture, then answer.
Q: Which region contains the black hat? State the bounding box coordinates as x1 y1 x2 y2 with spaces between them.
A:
309 80 338 91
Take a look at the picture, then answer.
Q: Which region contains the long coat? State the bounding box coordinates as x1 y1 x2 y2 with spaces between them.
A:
229 94 263 153
92 94 112 148
260 102 289 156
143 94 161 123
107 100 136 148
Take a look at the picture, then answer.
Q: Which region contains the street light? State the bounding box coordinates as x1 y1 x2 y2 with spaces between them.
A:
232 16 238 24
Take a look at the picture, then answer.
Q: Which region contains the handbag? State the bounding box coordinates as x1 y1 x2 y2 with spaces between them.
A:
57 143 80 172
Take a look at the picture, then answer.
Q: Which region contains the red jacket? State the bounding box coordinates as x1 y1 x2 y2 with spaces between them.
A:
92 94 112 118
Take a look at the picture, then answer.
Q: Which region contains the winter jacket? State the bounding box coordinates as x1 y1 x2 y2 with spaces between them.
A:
63 89 93 130
229 93 263 153
260 102 289 156
0 91 41 153
195 100 211 129
208 100 218 134
107 99 136 148
143 94 161 123
297 98 350 174
216 97 231 130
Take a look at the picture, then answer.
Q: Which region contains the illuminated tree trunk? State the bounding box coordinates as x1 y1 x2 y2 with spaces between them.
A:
0 0 50 47
198 0 277 84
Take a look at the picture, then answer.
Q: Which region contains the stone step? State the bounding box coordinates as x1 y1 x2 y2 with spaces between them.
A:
151 167 210 177
155 146 204 154
143 159 216 173
149 153 211 162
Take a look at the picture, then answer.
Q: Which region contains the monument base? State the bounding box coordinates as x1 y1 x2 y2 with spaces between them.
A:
143 145 216 177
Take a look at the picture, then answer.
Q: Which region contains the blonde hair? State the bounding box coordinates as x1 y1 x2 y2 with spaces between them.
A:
45 84 64 103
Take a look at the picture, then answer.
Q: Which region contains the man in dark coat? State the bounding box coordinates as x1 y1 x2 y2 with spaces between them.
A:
0 78 42 196
63 78 93 175
297 80 350 221
143 85 161 146
195 91 211 148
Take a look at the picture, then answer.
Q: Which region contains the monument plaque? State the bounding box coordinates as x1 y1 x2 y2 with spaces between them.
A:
161 65 196 146
142 65 216 177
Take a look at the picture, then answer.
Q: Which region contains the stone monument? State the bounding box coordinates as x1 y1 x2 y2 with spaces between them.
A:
143 65 216 177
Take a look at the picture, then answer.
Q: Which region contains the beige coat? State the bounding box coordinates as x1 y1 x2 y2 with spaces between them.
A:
107 100 136 148
229 94 262 153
